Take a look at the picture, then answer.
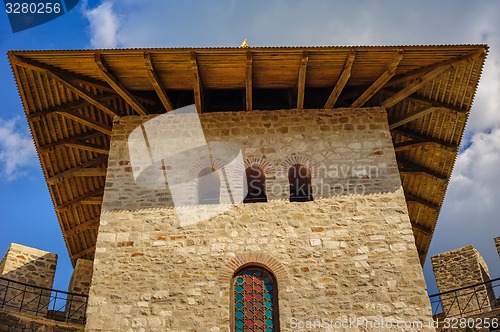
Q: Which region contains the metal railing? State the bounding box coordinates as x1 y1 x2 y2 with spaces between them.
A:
429 277 500 319
0 276 88 325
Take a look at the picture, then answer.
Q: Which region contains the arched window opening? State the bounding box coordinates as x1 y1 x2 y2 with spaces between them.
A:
197 167 220 204
232 266 279 332
288 164 313 202
244 166 267 203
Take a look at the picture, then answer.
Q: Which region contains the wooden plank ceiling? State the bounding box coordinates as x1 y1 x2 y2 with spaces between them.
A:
8 45 488 265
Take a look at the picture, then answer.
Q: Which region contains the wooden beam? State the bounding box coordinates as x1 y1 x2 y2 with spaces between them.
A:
59 110 112 135
245 51 253 111
393 127 458 150
80 197 104 205
381 88 468 114
10 54 120 117
190 52 203 113
38 131 102 153
398 159 447 181
144 52 173 112
352 49 404 107
381 64 456 109
65 216 100 237
27 93 118 121
296 51 309 110
405 193 440 211
71 246 96 260
410 221 433 236
389 106 439 130
48 155 108 185
384 48 486 88
71 168 107 177
324 50 356 109
95 52 148 116
56 188 105 211
394 140 430 152
65 142 109 155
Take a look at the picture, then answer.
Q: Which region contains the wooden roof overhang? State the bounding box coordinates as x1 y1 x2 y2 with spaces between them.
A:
8 45 487 265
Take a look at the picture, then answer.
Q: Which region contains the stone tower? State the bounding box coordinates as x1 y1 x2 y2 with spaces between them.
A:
8 45 487 331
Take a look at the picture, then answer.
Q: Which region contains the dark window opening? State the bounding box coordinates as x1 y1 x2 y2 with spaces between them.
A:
244 166 267 203
288 164 313 202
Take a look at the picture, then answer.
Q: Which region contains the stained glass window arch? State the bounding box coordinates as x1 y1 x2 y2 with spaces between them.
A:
232 266 279 332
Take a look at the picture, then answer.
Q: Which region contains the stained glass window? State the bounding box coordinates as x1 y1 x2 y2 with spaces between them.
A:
233 267 278 332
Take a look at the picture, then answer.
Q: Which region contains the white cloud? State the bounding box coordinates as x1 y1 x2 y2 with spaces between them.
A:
0 118 37 181
82 1 120 48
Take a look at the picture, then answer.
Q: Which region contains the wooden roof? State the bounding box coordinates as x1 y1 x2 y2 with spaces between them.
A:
8 45 487 265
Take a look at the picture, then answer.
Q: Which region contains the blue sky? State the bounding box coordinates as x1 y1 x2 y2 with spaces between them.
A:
0 0 499 294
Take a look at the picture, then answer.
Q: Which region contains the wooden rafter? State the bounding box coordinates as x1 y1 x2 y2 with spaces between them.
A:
324 50 356 109
65 142 109 155
48 155 107 185
381 88 468 114
65 216 100 237
144 52 173 112
71 246 96 260
246 51 253 111
296 51 309 110
70 168 107 177
384 48 486 88
95 52 148 116
405 193 440 211
394 140 431 152
381 54 479 109
10 54 120 117
398 159 447 181
28 93 117 121
58 110 112 135
38 131 102 153
352 50 404 107
56 188 105 211
393 127 458 150
190 52 203 113
410 221 433 236
389 106 439 130
80 197 104 205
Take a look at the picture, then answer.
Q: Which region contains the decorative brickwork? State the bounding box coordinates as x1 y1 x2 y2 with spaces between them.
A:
219 252 288 284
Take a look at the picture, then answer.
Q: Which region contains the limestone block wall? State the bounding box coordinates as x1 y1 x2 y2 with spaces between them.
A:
0 243 57 316
495 236 500 259
66 259 93 323
0 308 84 332
85 108 434 332
431 245 496 317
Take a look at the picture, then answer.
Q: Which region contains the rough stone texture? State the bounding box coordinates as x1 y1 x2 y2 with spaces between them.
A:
431 245 496 317
66 259 93 323
0 308 83 332
0 243 57 316
495 236 500 259
86 108 434 332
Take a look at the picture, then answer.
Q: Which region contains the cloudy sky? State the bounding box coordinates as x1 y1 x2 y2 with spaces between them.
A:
0 0 499 294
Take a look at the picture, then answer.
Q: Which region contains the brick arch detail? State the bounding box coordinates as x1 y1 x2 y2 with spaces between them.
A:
219 252 288 284
280 155 317 176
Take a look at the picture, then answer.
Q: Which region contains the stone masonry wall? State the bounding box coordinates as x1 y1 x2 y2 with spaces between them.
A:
86 108 434 331
0 307 83 332
495 236 500 259
0 243 57 316
66 259 93 323
431 245 496 317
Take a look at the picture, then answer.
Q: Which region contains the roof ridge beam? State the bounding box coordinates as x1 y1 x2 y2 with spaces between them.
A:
246 51 253 111
58 110 112 135
190 52 203 113
389 106 439 130
144 52 173 113
384 48 486 88
352 49 404 107
10 54 121 117
324 50 356 109
47 155 108 185
296 51 309 110
95 52 148 116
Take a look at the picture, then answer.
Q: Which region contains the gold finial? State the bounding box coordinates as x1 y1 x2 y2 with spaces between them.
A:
240 39 250 48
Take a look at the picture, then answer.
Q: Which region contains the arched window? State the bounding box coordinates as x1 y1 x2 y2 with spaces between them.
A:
197 167 220 204
288 164 313 202
244 166 267 203
232 267 279 332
